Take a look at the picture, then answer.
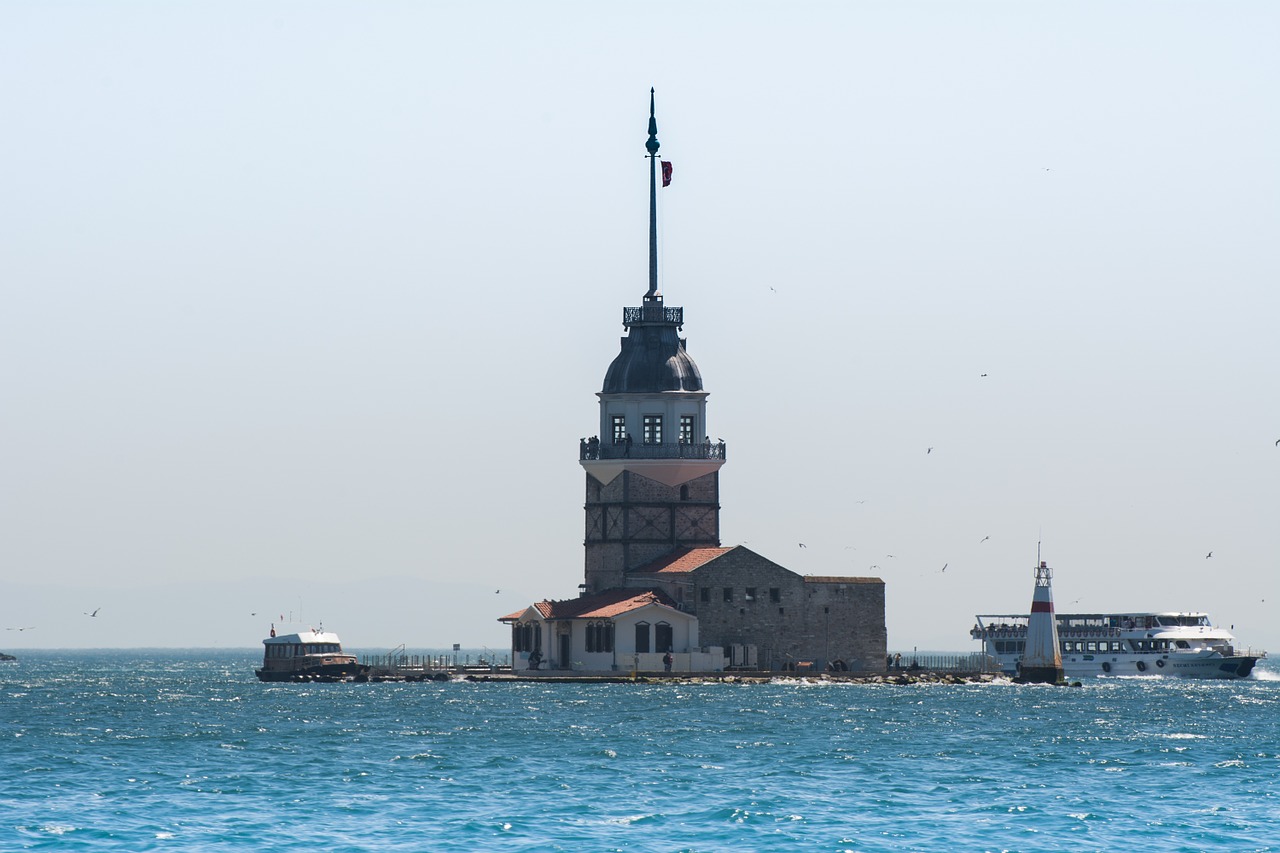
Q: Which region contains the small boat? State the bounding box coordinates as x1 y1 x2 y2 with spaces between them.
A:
255 625 369 682
972 612 1264 679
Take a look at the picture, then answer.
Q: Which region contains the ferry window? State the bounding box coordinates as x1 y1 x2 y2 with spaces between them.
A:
723 587 733 603
770 588 781 603
612 415 626 444
1086 642 1097 652
635 621 651 653
1060 642 1069 654
700 587 710 604
1176 640 1189 649
643 415 663 445
679 415 695 445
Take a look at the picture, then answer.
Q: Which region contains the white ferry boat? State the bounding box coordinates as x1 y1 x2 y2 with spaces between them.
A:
972 612 1264 679
255 626 369 682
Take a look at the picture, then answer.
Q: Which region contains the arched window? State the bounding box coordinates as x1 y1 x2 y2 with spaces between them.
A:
635 621 651 654
603 623 615 653
680 484 690 501
586 624 597 653
655 621 674 654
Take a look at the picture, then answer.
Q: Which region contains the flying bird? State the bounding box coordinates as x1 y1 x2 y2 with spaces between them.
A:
798 543 807 549
927 447 933 454
980 373 988 377
979 536 989 543
941 563 948 572
1206 552 1213 559
84 608 101 617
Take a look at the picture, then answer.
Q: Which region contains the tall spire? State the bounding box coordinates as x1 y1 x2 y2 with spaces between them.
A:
645 88 660 302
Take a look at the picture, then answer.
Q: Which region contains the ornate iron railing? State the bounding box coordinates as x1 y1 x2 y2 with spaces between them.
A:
580 439 725 461
623 305 683 326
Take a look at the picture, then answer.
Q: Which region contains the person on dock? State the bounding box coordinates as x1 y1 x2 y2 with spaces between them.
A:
663 651 673 672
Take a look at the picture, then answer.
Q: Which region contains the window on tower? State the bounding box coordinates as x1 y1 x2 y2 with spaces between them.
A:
643 415 663 445
611 415 626 444
679 415 695 445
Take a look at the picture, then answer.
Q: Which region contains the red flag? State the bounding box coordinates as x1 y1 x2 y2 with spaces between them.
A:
661 160 673 187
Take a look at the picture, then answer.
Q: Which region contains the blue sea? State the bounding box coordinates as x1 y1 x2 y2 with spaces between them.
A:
3 651 1280 851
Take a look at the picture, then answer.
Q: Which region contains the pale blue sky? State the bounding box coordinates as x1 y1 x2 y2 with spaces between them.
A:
2 1 1277 652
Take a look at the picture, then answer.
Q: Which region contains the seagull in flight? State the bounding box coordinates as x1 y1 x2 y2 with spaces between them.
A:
927 447 933 454
1206 551 1213 559
979 536 989 543
84 608 101 617
798 543 807 549
941 563 948 572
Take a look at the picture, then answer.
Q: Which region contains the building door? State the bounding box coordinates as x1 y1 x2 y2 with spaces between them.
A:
559 633 571 670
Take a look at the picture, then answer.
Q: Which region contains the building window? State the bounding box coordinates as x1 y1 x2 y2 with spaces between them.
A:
586 624 597 653
700 587 710 604
611 415 626 444
603 623 614 653
723 587 733 603
643 415 663 445
680 485 689 501
635 621 651 654
745 587 757 602
655 622 673 654
679 415 695 445
770 587 781 603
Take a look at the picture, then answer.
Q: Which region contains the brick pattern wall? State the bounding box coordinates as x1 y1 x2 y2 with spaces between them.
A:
583 470 721 593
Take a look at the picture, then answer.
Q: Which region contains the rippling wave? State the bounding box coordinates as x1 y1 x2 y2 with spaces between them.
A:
3 652 1279 851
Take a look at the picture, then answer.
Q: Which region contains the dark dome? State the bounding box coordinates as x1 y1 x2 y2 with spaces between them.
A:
602 323 703 393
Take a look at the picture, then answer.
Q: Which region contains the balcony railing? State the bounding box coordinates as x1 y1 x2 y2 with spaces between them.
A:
580 439 726 461
623 305 683 327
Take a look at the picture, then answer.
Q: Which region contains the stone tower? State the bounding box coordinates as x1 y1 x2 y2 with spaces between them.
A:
578 91 726 594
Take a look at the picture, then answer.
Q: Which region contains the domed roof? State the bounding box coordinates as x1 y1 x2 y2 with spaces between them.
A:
602 322 703 393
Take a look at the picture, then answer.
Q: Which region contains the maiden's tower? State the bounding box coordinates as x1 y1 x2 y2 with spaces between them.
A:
502 92 886 674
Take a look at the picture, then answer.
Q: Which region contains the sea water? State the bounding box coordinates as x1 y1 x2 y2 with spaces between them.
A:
3 651 1279 852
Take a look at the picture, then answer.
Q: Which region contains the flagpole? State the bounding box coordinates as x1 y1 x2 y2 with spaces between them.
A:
646 87 660 301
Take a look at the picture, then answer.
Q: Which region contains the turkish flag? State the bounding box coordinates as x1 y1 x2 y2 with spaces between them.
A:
661 160 673 187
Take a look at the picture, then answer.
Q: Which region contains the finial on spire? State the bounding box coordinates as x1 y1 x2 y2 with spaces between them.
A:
646 87 660 155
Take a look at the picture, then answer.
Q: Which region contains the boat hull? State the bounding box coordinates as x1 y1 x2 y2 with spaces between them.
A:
995 653 1258 680
255 661 370 682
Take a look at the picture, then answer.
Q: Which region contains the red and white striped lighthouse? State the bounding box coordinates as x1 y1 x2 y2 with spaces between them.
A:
1020 560 1065 684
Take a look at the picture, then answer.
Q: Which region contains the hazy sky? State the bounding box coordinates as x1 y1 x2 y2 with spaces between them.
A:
3 2 1277 654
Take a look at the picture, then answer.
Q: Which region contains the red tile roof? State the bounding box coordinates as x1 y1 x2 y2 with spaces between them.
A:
528 587 680 621
630 546 735 575
804 576 884 584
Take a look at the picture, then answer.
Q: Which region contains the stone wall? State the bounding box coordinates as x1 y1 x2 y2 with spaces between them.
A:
641 548 886 672
583 470 721 593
